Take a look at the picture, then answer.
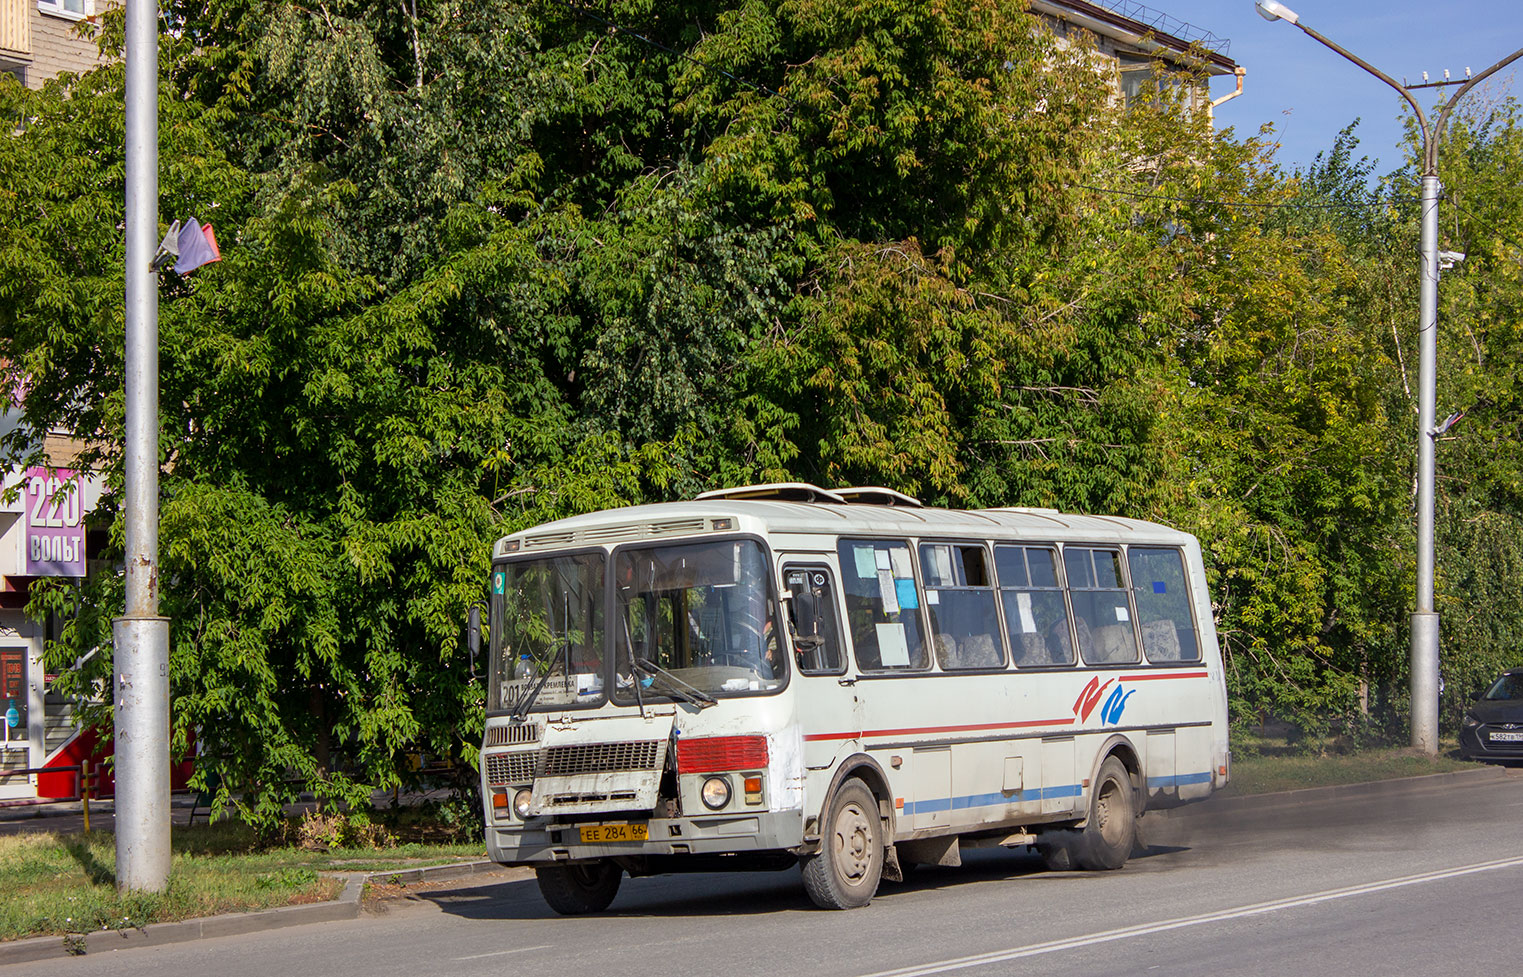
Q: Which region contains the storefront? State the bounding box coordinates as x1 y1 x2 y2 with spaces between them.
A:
0 465 98 801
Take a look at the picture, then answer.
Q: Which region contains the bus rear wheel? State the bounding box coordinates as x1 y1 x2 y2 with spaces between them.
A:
536 860 622 915
1073 757 1136 871
802 779 884 909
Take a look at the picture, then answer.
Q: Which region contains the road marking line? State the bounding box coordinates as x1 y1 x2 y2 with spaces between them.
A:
454 944 554 961
857 854 1523 977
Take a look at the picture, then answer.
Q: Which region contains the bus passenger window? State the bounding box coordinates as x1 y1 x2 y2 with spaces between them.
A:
995 545 1074 666
784 567 845 673
1127 547 1201 662
836 540 928 671
1064 548 1140 665
920 543 1004 670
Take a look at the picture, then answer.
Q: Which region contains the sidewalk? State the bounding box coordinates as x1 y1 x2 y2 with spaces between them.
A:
0 793 200 836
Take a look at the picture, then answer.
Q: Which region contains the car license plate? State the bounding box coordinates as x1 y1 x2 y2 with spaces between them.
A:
1489 731 1523 742
580 823 648 844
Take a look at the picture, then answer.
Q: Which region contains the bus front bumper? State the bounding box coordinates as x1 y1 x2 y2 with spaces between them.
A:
488 808 804 865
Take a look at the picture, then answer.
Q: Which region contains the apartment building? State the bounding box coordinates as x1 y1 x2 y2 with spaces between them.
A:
1036 0 1244 114
0 0 112 89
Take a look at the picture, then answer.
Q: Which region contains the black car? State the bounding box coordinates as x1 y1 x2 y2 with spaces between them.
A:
1459 668 1523 763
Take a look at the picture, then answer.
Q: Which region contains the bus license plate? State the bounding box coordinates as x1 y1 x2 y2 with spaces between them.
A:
580 824 648 844
1489 732 1523 742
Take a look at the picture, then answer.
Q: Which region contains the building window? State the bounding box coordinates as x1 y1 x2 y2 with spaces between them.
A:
38 1 90 20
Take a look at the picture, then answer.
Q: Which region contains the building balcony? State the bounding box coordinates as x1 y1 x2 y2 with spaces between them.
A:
0 0 30 60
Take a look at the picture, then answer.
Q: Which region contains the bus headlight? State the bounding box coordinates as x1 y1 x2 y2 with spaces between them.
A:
513 788 533 819
701 776 731 810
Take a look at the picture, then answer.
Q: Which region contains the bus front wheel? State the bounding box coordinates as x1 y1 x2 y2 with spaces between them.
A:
536 860 622 915
1073 757 1136 871
802 779 884 909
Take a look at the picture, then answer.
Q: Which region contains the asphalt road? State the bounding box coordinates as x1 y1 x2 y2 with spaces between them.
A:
19 768 1523 977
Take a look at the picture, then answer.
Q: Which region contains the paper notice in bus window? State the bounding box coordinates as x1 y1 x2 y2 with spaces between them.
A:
876 622 910 667
854 546 878 579
926 590 940 605
1115 605 1130 622
1016 592 1037 633
932 546 953 585
875 549 892 571
877 569 900 613
895 578 919 609
889 547 911 577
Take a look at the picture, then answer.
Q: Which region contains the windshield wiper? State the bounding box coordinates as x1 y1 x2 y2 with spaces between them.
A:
512 661 558 720
632 658 717 709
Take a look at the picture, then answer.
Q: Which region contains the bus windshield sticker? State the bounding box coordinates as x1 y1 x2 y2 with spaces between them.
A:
1016 592 1037 633
878 569 900 613
895 578 918 610
876 622 911 667
1153 581 1167 593
1115 606 1130 622
926 590 940 604
855 546 879 579
875 549 892 571
889 547 911 577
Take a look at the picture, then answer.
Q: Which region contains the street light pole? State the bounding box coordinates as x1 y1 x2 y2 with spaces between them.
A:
117 0 170 892
1255 1 1523 753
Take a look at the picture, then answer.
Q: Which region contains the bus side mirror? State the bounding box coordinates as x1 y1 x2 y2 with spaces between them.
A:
467 604 483 680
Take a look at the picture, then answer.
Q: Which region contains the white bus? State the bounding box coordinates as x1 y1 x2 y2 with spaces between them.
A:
474 483 1229 913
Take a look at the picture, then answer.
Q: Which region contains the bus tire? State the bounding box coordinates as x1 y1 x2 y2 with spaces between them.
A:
1073 757 1136 871
536 861 622 914
801 779 884 909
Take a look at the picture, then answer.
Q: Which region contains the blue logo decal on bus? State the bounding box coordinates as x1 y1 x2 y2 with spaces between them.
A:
1100 686 1135 726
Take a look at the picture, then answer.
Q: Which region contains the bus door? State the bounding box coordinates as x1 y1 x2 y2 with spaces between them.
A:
781 562 861 776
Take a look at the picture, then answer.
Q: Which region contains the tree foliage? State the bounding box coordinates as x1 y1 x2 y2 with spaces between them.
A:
3 0 1523 824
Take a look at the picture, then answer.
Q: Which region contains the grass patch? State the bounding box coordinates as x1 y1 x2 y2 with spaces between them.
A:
0 820 485 943
1220 745 1478 797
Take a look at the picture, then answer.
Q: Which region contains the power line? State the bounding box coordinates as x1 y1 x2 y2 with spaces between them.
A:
1067 182 1414 211
1446 197 1523 258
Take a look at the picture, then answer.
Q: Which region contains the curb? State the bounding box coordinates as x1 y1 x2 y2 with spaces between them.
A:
1152 764 1514 820
0 861 504 967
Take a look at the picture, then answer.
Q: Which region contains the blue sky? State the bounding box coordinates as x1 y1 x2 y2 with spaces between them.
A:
1131 0 1523 176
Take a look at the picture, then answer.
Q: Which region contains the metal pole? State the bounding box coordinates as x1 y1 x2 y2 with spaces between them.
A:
1410 172 1441 753
116 0 170 893
1262 3 1523 754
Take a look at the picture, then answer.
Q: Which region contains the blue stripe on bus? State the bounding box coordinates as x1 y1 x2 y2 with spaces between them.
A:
901 784 1083 816
1146 771 1213 789
900 773 1211 816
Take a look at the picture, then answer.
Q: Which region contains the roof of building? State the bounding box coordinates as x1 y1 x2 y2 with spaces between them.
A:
1033 0 1240 75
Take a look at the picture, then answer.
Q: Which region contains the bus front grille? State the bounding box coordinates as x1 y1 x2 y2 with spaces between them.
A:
485 723 541 747
485 751 538 787
541 741 664 776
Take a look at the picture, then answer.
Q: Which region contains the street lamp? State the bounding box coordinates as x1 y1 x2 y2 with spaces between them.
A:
1255 1 1523 753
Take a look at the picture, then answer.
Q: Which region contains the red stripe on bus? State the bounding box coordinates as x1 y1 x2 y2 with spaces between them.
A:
1119 671 1210 681
803 717 1074 742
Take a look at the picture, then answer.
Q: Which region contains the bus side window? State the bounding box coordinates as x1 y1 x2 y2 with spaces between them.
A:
1127 547 1201 663
784 567 845 674
995 545 1074 666
1064 547 1140 665
836 539 929 671
920 543 1005 670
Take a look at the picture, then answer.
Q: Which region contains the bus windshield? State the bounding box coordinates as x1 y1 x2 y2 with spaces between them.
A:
491 552 606 713
613 538 784 702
